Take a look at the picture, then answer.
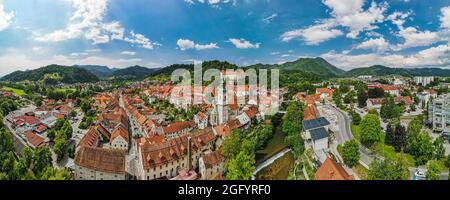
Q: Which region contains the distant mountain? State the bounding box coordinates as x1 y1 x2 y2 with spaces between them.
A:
74 65 117 78
0 65 99 84
151 60 238 76
247 57 346 78
345 65 450 77
110 66 160 80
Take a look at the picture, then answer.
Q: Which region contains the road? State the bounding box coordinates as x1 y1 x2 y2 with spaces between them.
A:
321 104 374 168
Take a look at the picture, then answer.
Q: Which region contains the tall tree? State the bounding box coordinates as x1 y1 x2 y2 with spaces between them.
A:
338 139 360 168
360 114 382 147
224 151 255 180
385 123 395 145
407 116 422 140
407 132 434 165
357 91 368 108
368 157 409 180
433 137 445 160
393 124 407 152
426 160 441 180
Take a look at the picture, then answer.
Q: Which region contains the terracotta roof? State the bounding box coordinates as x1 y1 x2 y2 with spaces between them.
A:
25 131 46 148
244 106 258 119
196 112 207 121
303 105 317 120
394 96 414 105
79 126 100 147
163 121 195 134
380 85 398 91
202 151 224 169
315 157 354 180
53 113 65 119
316 88 334 96
74 146 126 174
427 89 437 94
140 128 216 170
110 125 129 143
213 125 231 138
35 123 48 133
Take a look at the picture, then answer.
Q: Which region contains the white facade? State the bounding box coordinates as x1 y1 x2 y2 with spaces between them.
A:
414 76 434 86
75 165 126 180
110 136 128 150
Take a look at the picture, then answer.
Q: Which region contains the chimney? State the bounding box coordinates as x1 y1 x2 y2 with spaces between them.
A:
187 136 192 170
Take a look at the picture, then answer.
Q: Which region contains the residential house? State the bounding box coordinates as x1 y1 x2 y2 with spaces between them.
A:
74 146 127 180
198 151 224 180
315 156 354 180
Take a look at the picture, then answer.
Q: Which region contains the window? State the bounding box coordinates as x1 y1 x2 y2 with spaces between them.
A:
166 170 168 175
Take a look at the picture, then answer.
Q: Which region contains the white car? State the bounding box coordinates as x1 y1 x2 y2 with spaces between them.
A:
414 170 426 180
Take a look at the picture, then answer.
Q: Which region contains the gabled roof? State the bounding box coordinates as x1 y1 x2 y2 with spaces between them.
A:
303 117 330 131
74 146 126 174
202 151 224 169
110 125 129 143
310 127 329 141
315 157 354 180
25 131 46 148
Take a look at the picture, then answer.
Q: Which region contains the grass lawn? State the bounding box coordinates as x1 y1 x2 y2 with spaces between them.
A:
353 164 369 180
374 143 416 167
55 88 76 93
351 124 361 141
2 86 26 96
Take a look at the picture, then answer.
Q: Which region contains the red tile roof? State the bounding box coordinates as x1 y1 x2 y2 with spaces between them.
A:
140 128 216 170
79 126 100 148
163 121 195 134
315 157 354 180
202 151 224 169
75 146 126 174
25 131 46 148
110 125 129 143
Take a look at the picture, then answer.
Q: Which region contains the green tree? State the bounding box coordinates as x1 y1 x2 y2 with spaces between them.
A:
380 96 400 120
225 151 255 180
338 139 360 168
351 111 361 125
426 160 441 180
433 137 445 160
407 116 422 140
407 132 433 165
360 114 382 147
368 157 409 180
357 91 368 108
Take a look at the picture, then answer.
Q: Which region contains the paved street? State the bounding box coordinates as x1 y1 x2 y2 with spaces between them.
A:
319 104 374 168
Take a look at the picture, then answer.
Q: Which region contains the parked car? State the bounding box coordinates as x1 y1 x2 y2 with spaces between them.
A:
414 169 426 180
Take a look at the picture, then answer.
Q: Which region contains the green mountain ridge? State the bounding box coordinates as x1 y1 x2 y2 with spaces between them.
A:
0 65 99 84
247 57 346 78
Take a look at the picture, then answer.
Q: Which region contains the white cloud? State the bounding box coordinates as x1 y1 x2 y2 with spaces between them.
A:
32 47 42 52
321 44 450 70
184 0 234 6
281 0 387 44
0 3 14 31
262 13 277 24
270 52 280 55
228 38 260 49
34 0 157 49
121 51 136 56
176 39 219 51
323 0 388 39
281 20 343 45
441 6 450 30
394 27 440 50
355 37 391 53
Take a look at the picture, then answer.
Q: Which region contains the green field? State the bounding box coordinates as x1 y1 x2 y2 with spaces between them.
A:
55 88 76 93
2 86 26 96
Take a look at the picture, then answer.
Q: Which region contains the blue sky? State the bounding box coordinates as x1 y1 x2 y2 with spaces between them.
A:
0 0 449 76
